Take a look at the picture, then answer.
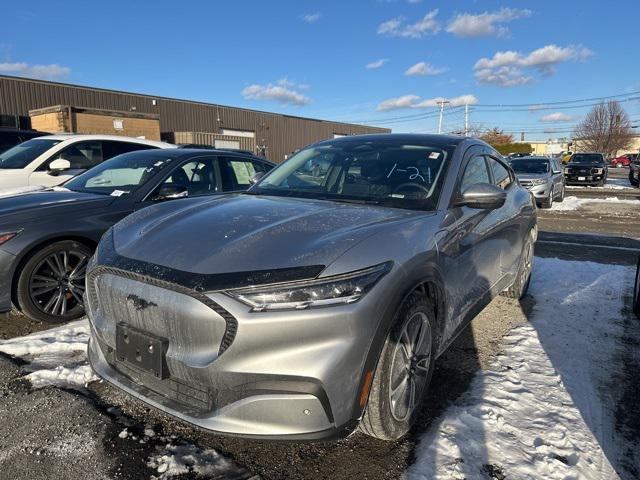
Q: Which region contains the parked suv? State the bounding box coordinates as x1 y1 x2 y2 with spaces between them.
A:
0 128 46 154
87 134 536 441
629 153 640 186
510 156 565 208
0 134 173 189
564 153 607 186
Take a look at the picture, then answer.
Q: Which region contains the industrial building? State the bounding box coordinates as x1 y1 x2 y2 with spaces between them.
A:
0 75 389 162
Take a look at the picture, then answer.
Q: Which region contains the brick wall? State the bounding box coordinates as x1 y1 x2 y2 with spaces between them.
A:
74 113 160 140
30 111 67 133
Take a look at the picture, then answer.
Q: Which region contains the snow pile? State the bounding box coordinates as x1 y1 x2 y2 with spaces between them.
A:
408 258 633 480
566 178 633 190
147 441 248 479
0 186 46 198
550 195 640 211
0 319 98 389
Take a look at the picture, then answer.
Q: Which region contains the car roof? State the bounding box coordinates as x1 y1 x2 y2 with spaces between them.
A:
313 133 469 148
511 156 552 161
124 147 274 164
34 134 174 148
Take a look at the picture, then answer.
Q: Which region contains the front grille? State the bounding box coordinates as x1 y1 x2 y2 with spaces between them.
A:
520 180 533 188
87 266 238 357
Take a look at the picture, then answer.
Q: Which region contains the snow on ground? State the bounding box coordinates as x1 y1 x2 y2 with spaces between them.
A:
407 258 636 480
0 319 98 389
550 195 640 211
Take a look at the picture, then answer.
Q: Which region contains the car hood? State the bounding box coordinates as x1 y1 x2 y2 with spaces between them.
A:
113 194 428 275
516 173 550 181
0 169 30 188
0 188 115 223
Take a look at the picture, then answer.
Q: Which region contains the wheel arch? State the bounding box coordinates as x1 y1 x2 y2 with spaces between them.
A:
351 265 448 424
10 234 97 311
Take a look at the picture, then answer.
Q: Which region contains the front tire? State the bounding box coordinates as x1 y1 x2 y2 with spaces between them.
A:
542 192 554 208
556 185 565 202
16 240 92 323
360 292 436 440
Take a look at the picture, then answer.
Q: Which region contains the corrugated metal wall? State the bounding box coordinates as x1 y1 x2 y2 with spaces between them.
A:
0 75 389 162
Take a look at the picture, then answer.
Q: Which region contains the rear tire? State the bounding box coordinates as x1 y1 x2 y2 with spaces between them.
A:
557 185 565 203
16 240 92 323
360 291 436 440
542 192 553 209
502 230 534 299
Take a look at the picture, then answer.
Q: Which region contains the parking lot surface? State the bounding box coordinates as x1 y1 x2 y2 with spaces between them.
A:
0 225 638 480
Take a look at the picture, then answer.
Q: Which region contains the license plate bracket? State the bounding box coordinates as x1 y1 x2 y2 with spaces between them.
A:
578 176 586 181
116 323 168 379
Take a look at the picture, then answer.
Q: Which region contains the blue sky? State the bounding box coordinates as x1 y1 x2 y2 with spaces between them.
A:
2 0 639 140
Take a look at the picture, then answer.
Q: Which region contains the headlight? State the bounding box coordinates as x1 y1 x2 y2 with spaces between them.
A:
225 262 392 311
593 168 604 174
530 178 547 186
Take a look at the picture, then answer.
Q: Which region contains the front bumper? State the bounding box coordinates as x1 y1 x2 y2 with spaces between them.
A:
86 263 389 440
564 170 605 185
525 183 551 202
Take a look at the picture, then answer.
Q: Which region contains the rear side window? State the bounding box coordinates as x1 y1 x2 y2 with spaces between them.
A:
52 140 103 169
102 141 156 160
488 157 513 189
219 156 261 190
460 155 490 193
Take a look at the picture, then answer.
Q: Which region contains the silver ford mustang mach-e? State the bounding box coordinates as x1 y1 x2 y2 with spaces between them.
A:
86 134 536 441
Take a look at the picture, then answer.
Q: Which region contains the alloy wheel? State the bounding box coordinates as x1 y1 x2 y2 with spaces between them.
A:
388 312 432 422
28 249 88 316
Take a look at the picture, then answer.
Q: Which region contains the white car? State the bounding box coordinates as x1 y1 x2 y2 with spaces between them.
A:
0 134 174 188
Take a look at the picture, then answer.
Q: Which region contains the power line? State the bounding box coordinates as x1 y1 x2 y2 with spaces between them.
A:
474 90 640 108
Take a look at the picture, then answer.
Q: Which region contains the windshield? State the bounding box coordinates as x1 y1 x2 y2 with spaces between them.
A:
570 153 604 164
251 139 452 210
65 151 173 195
511 159 550 174
0 138 61 169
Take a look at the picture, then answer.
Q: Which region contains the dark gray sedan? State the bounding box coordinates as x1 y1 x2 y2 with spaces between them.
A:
86 134 536 442
0 148 273 323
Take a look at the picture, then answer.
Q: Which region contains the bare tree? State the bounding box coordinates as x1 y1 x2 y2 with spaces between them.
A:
573 100 634 158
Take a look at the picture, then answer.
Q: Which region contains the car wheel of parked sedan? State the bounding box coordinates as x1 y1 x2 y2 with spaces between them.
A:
16 240 92 323
360 291 436 440
557 185 565 203
542 192 554 209
633 255 640 318
502 230 534 300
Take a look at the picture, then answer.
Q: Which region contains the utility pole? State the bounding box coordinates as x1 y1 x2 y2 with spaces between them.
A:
437 100 450 134
464 103 469 136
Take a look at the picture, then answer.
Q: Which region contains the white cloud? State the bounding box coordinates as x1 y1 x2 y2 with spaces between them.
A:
376 93 477 111
366 59 389 70
474 44 593 87
301 13 322 23
404 61 447 76
446 8 532 38
0 62 70 79
242 79 311 106
377 95 421 111
377 9 441 38
540 112 573 122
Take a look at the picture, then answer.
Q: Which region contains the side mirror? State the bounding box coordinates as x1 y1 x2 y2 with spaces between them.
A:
153 184 188 201
48 158 71 176
249 171 265 185
456 183 507 210
552 170 562 175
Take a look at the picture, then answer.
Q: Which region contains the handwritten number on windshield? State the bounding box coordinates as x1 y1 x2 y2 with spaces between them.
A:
387 163 425 183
